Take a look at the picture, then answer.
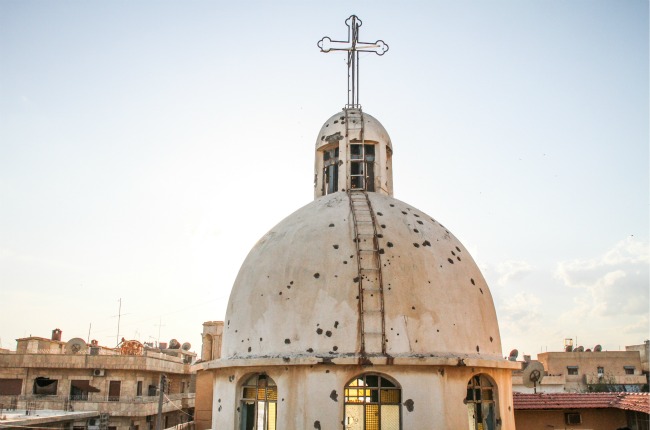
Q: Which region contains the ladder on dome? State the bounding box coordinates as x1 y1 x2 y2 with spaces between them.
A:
348 189 387 357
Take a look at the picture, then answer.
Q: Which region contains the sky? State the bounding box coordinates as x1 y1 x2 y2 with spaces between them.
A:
1 0 648 359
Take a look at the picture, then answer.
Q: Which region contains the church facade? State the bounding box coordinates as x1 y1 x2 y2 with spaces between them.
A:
194 16 518 430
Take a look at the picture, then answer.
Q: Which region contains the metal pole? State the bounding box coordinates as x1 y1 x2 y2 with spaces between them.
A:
156 375 166 430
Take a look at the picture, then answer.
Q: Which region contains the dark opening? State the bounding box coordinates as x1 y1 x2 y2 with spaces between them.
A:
33 377 58 395
0 379 22 396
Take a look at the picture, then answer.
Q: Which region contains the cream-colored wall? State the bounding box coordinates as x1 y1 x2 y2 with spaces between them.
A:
209 364 515 430
515 408 627 430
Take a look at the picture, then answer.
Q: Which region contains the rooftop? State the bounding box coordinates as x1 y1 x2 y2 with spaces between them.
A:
513 392 650 414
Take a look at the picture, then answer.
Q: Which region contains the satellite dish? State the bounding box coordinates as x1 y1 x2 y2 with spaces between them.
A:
181 342 191 351
594 344 602 352
575 345 584 352
508 349 519 361
565 345 573 352
522 360 545 393
66 338 88 354
169 339 181 349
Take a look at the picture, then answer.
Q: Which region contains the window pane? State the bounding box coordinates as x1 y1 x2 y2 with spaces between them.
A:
268 402 277 430
380 405 400 430
380 377 395 388
267 386 278 401
365 404 379 430
345 405 364 430
380 389 401 404
366 375 379 387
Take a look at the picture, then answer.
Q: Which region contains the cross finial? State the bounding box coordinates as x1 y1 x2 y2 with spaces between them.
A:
318 15 389 109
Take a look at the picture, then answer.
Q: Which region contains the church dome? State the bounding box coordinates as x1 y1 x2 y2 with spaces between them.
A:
316 110 392 152
222 191 503 361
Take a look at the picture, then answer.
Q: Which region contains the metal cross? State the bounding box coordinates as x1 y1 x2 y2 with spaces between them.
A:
318 15 388 108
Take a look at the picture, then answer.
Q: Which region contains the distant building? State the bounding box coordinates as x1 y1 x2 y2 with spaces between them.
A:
513 392 649 430
0 329 196 430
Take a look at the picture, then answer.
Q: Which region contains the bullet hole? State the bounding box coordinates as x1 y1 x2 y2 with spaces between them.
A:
438 368 445 376
377 212 383 216
456 246 461 252
379 249 385 254
343 261 348 264
218 405 222 412
479 288 483 294
260 338 263 341
414 229 419 233
227 320 230 326
388 286 391 290
284 339 291 344
330 390 339 402
248 347 251 352
356 295 359 299
412 306 416 310
325 370 330 373
389 204 395 207
387 242 394 247
476 345 480 352
290 281 294 285
229 375 235 382
334 321 339 328
404 399 414 412
415 340 418 343
413 243 420 248
423 240 431 247
350 255 354 258
307 348 314 353
314 421 321 429
401 211 407 215
283 357 290 362
329 223 335 227
235 330 238 333
325 331 332 337
437 329 440 332
333 346 338 351
451 251 456 256
377 233 383 238
414 214 420 217
334 120 339 124
470 278 475 285
279 292 282 295
447 258 454 264
353 276 360 283
317 328 323 335
218 399 221 403
490 336 493 342
417 220 423 225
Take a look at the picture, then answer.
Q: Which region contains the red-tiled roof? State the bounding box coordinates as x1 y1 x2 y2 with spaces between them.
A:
513 392 649 414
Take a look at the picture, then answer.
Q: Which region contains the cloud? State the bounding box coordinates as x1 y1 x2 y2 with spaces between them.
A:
555 237 649 317
496 260 534 286
499 291 543 334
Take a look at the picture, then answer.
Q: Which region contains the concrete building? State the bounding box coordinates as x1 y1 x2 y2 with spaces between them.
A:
533 350 647 393
194 16 518 430
0 329 196 430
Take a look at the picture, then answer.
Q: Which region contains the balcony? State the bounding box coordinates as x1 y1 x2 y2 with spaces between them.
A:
0 393 195 417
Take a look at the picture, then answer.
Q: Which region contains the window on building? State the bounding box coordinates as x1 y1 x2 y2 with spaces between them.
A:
323 146 339 195
0 379 22 396
565 412 581 425
349 144 376 192
567 366 579 375
70 380 100 401
33 377 58 395
108 381 121 401
239 374 277 430
624 366 635 375
344 373 401 430
137 381 143 397
597 367 604 377
466 374 497 430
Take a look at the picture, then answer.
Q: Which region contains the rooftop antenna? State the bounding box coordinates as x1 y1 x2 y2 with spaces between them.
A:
318 15 389 109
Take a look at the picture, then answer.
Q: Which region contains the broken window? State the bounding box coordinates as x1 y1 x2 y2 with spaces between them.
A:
33 377 58 395
239 374 277 430
108 381 121 401
465 374 497 430
565 412 581 425
349 144 376 192
70 380 100 401
137 381 143 397
0 379 22 396
323 146 339 195
344 373 401 430
567 366 579 375
597 367 604 378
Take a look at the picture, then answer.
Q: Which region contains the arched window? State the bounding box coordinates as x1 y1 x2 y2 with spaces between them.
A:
323 146 339 195
239 374 277 430
465 374 497 430
344 373 401 430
